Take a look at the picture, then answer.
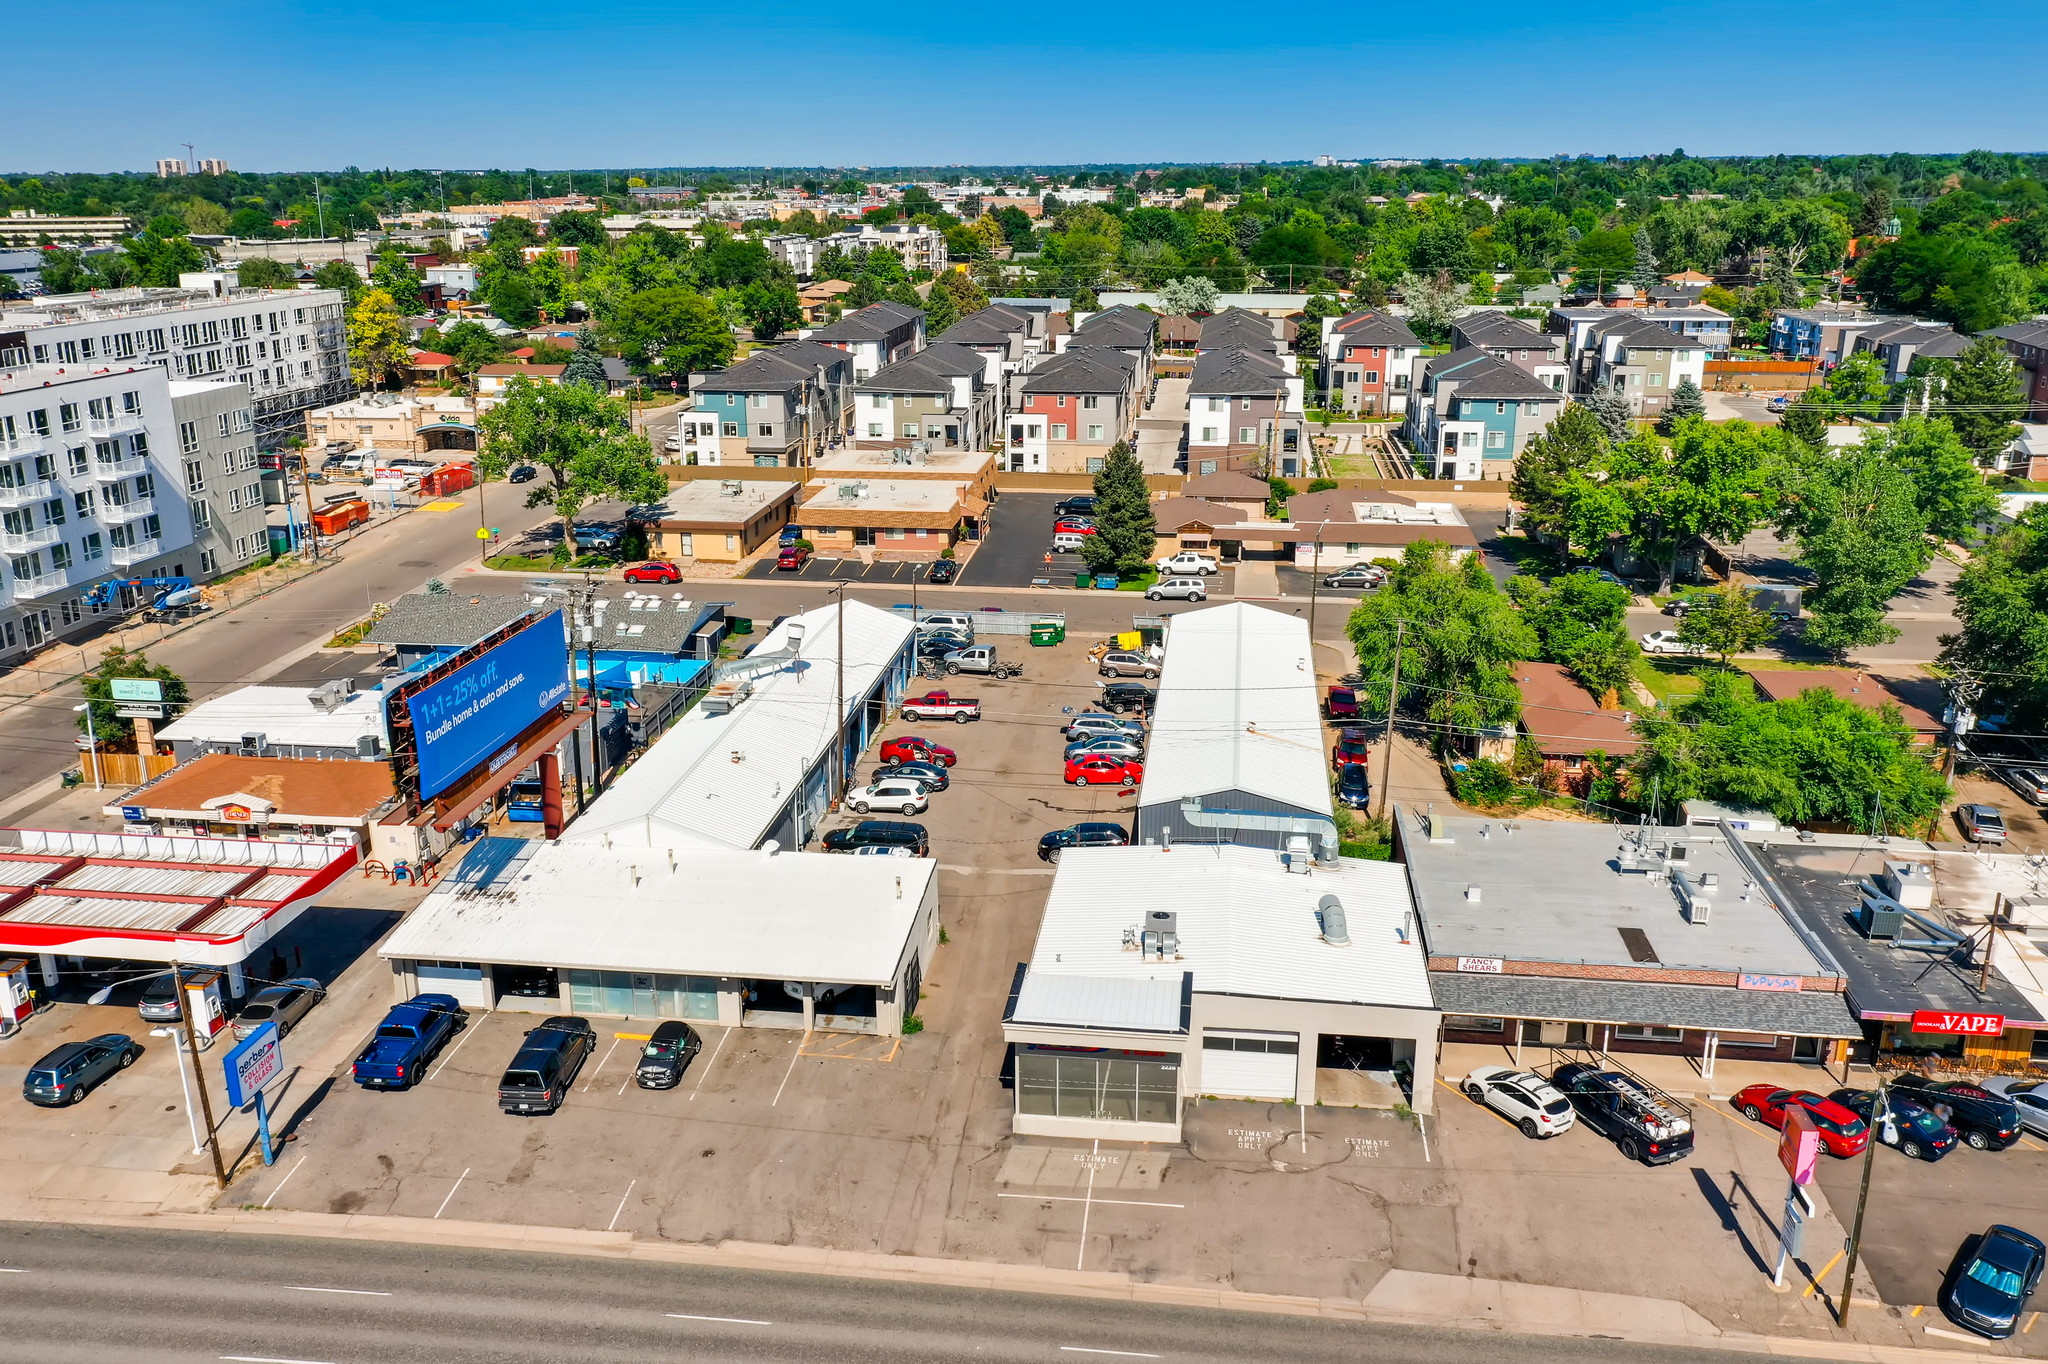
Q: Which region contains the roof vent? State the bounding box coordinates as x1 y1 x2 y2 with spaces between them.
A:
1464 883 1482 903
1318 894 1351 947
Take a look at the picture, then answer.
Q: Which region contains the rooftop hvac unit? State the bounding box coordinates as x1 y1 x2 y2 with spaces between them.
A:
1141 909 1179 960
1857 892 1906 940
1878 860 1935 910
1283 833 1313 873
1318 894 1351 947
356 734 382 758
720 479 743 497
239 732 267 756
1673 869 1715 925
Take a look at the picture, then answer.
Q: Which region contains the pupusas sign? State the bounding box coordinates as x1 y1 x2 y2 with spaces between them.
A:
407 610 572 799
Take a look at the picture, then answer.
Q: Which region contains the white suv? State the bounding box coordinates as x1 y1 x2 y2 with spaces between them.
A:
1156 551 1219 576
1463 1066 1578 1139
846 778 930 816
1147 576 1209 602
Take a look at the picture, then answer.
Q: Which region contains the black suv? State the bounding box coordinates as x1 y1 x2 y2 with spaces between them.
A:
1098 682 1155 714
635 1020 703 1090
926 558 958 584
1038 821 1130 862
1889 1076 2022 1150
1054 495 1096 518
822 820 929 856
497 1016 597 1115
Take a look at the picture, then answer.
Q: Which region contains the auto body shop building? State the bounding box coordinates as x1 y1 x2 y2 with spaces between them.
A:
1002 842 1440 1143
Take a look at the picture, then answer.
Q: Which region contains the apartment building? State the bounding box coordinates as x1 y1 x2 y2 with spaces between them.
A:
804 302 926 381
765 234 824 279
0 210 134 247
1449 311 1568 390
1320 312 1424 416
170 379 271 575
852 343 1000 452
0 365 201 660
1186 348 1307 478
820 223 948 275
0 281 349 446
1011 348 1142 473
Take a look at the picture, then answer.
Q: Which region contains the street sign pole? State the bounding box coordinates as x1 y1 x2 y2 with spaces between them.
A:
254 1089 276 1166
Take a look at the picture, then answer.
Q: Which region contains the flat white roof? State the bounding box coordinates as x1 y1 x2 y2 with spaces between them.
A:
381 838 934 984
157 685 386 750
1026 844 1434 1012
654 479 800 523
564 600 912 851
800 479 969 514
1137 602 1332 818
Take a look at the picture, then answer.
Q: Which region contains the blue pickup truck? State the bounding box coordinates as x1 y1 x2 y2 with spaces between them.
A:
351 993 467 1090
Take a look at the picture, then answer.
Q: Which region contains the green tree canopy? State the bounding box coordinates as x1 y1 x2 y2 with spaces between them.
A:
605 287 734 380
1863 416 1999 542
312 258 364 302
1506 572 1637 699
78 646 189 746
1674 580 1777 665
1940 334 2026 460
234 257 296 290
476 378 666 544
1776 439 1932 656
1078 442 1156 578
1346 541 1537 732
561 329 607 390
1941 504 2048 728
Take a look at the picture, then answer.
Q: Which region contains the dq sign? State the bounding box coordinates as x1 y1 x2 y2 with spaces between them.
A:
1910 1011 2005 1036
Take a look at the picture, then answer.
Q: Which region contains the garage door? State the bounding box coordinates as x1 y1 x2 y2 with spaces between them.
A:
1200 1029 1299 1101
416 961 490 1010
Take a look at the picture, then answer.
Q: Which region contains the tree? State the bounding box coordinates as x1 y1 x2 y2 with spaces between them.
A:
79 646 189 746
476 378 666 551
1510 404 1612 548
122 228 207 287
1777 441 1931 656
1156 275 1218 316
921 278 960 336
547 210 607 250
1867 417 1999 542
1346 541 1536 732
1396 269 1469 343
1778 393 1829 451
1297 292 1338 362
235 257 295 290
605 287 734 382
1655 376 1706 434
740 280 802 339
1940 334 2026 462
1506 572 1637 700
1674 580 1776 665
180 197 230 235
1941 504 2048 728
312 258 364 303
490 273 539 328
435 320 506 375
1629 670 1948 830
1628 227 1660 292
1078 442 1155 579
1571 229 1634 292
936 269 989 320
372 247 423 312
1583 382 1636 444
562 330 608 390
347 287 409 389
1810 351 1889 420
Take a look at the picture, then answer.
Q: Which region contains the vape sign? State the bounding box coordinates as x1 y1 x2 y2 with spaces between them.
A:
1909 1011 2004 1036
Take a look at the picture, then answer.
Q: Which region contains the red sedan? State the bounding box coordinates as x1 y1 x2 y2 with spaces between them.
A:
622 560 681 584
1730 1085 1869 1157
1331 728 1372 771
881 736 957 768
1066 755 1143 787
1053 518 1098 536
776 545 811 571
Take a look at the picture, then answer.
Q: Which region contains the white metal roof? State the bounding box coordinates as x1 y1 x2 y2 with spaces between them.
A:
380 837 934 984
1012 972 1185 1032
53 864 253 898
1136 602 1332 817
564 600 913 851
1026 844 1435 1012
157 685 387 749
1 896 202 933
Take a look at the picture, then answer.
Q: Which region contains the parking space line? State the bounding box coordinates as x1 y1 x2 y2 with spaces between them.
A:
287 1286 391 1297
433 1168 470 1220
221 1356 336 1364
1694 1101 1774 1144
667 1313 771 1326
615 1032 652 1041
426 1009 490 1083
260 1154 308 1209
771 1038 805 1107
689 1027 730 1101
607 1179 636 1232
1925 1326 1986 1344
1802 1249 1845 1298
996 1194 1185 1209
1060 1349 1161 1359
583 1036 624 1091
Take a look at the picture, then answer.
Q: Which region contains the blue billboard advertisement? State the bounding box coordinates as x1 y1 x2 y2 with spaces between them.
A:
409 610 572 799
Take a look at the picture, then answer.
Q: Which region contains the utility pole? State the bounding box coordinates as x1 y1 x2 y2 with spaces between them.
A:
1837 1083 1887 1326
1373 618 1404 821
298 461 320 561
832 582 848 801
172 962 227 1188
1306 523 1326 641
313 177 325 241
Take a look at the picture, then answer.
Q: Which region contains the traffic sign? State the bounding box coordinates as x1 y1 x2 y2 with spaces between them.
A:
477 527 490 540
110 678 163 703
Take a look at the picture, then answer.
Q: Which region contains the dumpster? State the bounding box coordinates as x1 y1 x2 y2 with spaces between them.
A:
729 616 753 636
1094 575 1119 590
1074 572 1091 588
1030 621 1065 647
311 498 370 536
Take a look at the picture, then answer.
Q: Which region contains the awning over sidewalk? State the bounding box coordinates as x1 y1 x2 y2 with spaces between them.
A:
1431 973 1861 1038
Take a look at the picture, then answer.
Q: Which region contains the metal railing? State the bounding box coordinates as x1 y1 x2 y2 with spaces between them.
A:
92 454 148 481
0 523 60 553
100 495 157 524
108 537 160 568
11 569 72 599
0 434 46 457
86 413 145 436
0 479 56 508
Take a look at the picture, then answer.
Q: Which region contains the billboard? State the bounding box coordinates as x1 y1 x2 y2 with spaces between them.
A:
409 610 572 799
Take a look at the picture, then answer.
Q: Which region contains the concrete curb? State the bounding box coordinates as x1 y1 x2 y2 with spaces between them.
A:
39 1206 1980 1361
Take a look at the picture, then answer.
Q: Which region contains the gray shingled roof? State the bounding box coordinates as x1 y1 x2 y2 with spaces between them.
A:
699 339 849 395
1189 345 1290 396
367 593 540 649
1446 357 1567 402
1455 311 1552 350
935 304 1032 347
856 342 985 396
1430 973 1861 1037
1198 309 1279 352
807 301 923 343
1071 305 1158 350
1021 347 1139 395
1423 346 1496 379
1330 311 1422 349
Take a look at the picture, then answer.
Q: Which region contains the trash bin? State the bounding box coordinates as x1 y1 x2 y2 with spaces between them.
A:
1030 621 1065 647
1074 572 1092 589
1095 574 1119 590
729 616 753 636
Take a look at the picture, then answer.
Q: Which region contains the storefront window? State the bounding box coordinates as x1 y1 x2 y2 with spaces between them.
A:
566 969 720 1020
1016 1047 1179 1125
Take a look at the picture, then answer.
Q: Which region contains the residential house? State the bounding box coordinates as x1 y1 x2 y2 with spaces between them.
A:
1403 351 1566 477
644 478 803 566
804 301 926 382
1988 320 2048 422
796 279 855 323
1197 308 1285 355
1580 317 1708 417
1509 662 1640 793
1741 668 1944 745
1449 312 1568 391
688 340 856 467
1062 305 1158 372
1851 320 1971 387
1319 312 1424 416
1010 348 1142 473
1769 307 1875 365
852 343 1000 452
935 303 1048 366
794 477 987 558
1185 347 1307 477
473 363 564 408
1280 490 1479 568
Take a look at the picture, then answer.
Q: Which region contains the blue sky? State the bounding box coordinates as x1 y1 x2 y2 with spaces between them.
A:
7 1 2045 172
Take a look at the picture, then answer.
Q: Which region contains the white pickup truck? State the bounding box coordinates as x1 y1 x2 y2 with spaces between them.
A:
1156 551 1220 576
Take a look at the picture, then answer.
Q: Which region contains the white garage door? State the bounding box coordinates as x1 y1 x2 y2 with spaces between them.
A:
416 961 490 1010
1200 1029 1299 1101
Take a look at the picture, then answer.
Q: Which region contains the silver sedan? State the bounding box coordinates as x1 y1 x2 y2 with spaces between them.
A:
233 977 325 1040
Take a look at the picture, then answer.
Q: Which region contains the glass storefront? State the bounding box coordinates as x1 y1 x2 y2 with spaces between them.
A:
565 969 720 1020
1016 1046 1180 1125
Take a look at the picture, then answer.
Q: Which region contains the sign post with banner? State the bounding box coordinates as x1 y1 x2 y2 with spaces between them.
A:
1773 1108 1820 1288
222 1020 285 1166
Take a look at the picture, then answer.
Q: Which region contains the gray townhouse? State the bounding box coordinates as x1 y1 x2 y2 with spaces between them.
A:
1197 308 1285 354
852 343 1001 452
804 301 926 381
1185 347 1307 478
1577 317 1709 418
689 339 855 467
1063 305 1158 373
1450 311 1568 390
1849 319 1971 386
1403 350 1567 479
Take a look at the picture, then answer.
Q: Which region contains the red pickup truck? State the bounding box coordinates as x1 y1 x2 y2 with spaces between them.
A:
901 691 980 723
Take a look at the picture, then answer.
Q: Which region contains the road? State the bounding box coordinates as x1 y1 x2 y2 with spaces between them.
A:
0 479 558 810
0 1221 1739 1364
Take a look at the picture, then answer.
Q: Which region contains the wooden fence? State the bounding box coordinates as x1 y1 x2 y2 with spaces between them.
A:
78 751 178 788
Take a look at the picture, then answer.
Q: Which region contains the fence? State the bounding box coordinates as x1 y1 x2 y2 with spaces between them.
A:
77 751 178 788
887 606 1065 636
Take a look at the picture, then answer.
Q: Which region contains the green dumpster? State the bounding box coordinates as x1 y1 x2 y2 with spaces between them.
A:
1030 621 1065 647
1074 572 1092 589
729 616 753 636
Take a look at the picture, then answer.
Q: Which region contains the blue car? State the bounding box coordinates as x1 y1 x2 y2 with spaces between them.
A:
1336 762 1371 810
23 1034 141 1107
1943 1225 2046 1339
1827 1088 1958 1162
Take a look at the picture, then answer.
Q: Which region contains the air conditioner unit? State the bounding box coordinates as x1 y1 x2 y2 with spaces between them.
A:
239 732 266 756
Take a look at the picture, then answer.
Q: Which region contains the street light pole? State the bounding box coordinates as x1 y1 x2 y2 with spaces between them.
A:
1373 618 1405 822
831 582 848 801
73 702 99 791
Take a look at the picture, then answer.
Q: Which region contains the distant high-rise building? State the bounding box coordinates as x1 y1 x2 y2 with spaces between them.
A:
196 159 229 176
156 159 187 178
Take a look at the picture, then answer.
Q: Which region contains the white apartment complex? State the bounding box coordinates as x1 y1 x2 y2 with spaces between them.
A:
0 365 208 659
0 278 350 447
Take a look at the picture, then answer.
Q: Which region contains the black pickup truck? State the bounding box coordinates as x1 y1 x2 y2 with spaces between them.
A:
1551 1060 1695 1165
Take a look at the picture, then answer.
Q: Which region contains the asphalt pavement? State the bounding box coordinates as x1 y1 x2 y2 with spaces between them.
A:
0 1221 1743 1364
